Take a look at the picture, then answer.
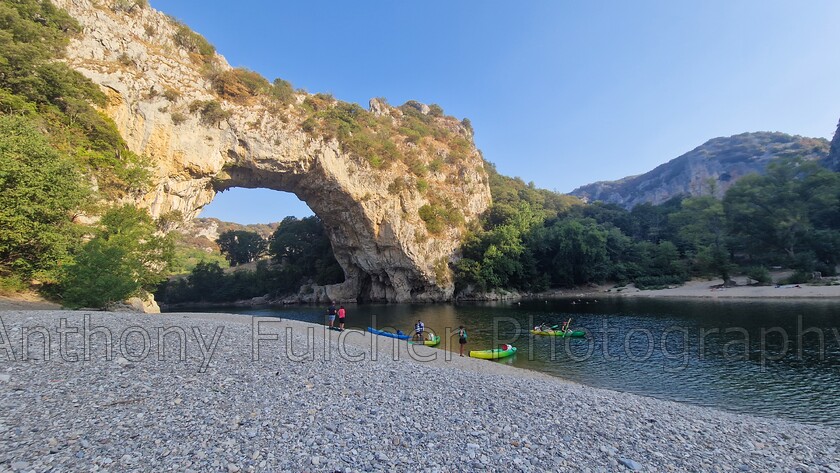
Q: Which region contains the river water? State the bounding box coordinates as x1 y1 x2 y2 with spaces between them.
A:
180 298 840 426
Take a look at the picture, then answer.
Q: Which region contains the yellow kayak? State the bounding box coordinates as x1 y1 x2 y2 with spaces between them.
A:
469 345 517 359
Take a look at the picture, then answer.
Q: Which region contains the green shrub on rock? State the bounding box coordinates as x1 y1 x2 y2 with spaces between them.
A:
189 99 231 125
171 20 215 63
212 68 271 102
270 78 295 105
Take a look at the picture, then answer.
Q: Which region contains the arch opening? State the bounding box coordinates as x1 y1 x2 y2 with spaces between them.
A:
199 188 314 224
190 187 351 302
205 163 383 303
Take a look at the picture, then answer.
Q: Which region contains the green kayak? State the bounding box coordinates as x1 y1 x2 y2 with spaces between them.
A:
470 345 517 360
530 329 586 337
409 335 441 347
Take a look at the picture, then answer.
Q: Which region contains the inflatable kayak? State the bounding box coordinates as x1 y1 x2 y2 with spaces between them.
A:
366 327 410 340
530 329 586 338
409 335 441 347
470 345 517 360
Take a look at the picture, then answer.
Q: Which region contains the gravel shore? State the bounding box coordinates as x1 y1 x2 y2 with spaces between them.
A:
463 277 840 303
605 277 840 300
1 310 837 472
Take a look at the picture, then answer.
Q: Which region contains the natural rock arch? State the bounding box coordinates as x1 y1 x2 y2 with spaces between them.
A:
214 146 452 303
53 0 492 302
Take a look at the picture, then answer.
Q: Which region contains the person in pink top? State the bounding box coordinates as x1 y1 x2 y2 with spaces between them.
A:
337 305 346 331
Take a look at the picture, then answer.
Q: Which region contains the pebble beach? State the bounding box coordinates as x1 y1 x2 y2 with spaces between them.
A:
1 310 838 472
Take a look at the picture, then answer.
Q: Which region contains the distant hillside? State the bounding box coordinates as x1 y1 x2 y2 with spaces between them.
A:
177 218 279 252
189 218 278 241
166 218 280 275
570 132 831 208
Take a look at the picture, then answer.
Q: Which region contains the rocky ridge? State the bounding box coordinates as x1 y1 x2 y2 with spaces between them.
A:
51 0 492 302
571 132 830 208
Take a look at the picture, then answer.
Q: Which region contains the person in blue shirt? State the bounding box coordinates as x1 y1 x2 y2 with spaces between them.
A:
326 302 337 328
413 320 425 341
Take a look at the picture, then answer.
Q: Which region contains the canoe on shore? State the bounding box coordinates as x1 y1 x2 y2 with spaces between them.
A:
530 329 586 337
409 335 441 347
470 345 517 360
366 327 410 340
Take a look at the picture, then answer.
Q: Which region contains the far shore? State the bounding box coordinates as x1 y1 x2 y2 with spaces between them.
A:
533 276 840 301
5 277 840 315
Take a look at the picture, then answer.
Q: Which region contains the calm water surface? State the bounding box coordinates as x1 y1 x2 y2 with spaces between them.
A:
179 298 840 426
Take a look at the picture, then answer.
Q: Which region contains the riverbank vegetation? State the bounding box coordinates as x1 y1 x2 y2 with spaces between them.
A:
455 157 840 293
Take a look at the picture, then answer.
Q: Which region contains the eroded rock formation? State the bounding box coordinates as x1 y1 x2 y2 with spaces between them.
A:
52 0 491 302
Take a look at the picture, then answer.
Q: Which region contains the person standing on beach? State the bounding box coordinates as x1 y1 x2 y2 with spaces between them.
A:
337 305 346 331
457 326 467 357
414 319 425 341
327 302 337 328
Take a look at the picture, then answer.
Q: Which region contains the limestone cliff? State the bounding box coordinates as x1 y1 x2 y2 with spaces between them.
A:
826 118 840 172
51 0 491 302
570 132 830 209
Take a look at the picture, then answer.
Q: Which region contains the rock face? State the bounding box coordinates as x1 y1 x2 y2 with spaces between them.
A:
570 132 830 209
108 293 161 313
826 118 840 172
52 0 491 302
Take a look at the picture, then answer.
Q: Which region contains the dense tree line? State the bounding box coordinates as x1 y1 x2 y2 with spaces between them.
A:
156 216 343 304
0 116 88 287
0 0 170 306
455 157 840 293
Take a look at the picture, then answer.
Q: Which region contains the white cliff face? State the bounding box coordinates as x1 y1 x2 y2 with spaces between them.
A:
52 0 492 302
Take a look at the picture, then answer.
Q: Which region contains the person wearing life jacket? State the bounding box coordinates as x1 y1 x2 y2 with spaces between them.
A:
561 318 572 333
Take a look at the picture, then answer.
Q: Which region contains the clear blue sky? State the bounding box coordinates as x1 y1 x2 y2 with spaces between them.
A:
149 0 840 224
